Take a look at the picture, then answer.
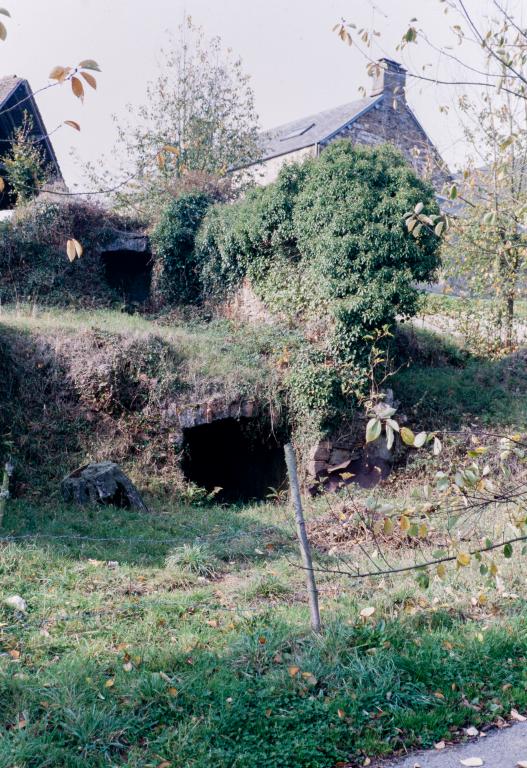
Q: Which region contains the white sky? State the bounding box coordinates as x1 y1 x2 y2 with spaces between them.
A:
1 0 522 189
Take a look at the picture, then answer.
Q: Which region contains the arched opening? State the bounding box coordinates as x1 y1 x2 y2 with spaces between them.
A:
181 417 287 503
102 249 152 304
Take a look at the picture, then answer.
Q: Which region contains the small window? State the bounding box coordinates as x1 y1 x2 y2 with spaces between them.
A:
280 122 315 141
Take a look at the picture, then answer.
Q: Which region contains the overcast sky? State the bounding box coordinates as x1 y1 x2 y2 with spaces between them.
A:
1 0 523 189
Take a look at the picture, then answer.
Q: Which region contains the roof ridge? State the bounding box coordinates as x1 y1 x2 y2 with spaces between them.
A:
255 95 382 164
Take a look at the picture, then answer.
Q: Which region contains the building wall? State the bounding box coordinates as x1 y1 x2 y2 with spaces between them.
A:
321 97 450 191
253 145 316 186
254 97 450 192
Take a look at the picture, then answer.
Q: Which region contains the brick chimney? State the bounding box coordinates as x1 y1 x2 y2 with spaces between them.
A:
370 58 406 102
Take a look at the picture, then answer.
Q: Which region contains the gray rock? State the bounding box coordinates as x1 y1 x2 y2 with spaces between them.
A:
103 231 149 253
308 440 331 463
61 462 149 513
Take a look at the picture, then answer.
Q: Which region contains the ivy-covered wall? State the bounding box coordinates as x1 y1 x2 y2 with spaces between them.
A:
191 142 442 442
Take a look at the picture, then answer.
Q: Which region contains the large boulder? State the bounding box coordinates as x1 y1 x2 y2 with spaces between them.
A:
61 462 149 512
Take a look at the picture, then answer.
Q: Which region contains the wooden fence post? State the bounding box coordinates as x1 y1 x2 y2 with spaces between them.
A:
284 443 321 633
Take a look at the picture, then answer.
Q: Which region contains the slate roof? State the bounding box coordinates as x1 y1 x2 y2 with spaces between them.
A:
0 75 62 181
257 95 383 162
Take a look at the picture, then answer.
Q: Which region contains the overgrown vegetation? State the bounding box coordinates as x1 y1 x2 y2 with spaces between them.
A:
0 198 141 306
151 192 211 305
0 306 295 495
3 494 527 768
3 112 49 206
194 143 442 441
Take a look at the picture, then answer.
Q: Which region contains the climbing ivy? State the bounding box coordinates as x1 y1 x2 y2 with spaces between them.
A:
151 192 211 304
199 143 442 439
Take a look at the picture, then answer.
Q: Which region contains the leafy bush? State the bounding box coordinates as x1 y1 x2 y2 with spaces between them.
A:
3 113 49 206
151 192 211 304
197 142 442 435
0 198 136 306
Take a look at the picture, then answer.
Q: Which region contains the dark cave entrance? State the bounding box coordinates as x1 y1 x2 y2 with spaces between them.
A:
181 418 287 503
102 249 152 304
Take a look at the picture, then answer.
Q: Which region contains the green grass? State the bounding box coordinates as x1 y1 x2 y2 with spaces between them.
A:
424 292 527 320
393 357 527 429
0 303 300 405
392 325 527 430
3 499 527 767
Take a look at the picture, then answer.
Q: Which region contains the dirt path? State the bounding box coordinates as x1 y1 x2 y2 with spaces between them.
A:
374 722 527 767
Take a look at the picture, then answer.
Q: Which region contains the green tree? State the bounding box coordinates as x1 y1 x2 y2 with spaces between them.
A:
90 18 259 219
3 112 48 206
443 93 527 348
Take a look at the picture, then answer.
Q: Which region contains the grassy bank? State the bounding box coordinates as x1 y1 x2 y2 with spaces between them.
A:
3 498 527 768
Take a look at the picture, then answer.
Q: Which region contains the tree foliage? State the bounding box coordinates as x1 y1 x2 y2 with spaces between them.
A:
151 192 211 305
196 142 442 433
444 95 527 348
3 112 49 206
89 18 259 219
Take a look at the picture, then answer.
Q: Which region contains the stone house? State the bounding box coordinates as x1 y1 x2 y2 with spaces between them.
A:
246 58 449 191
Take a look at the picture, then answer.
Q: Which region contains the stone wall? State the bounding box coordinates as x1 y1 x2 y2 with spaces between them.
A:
322 96 450 192
225 279 275 325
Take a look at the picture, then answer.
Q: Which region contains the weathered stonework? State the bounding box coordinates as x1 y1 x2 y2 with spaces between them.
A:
248 58 450 192
321 97 449 191
225 279 275 325
162 396 258 443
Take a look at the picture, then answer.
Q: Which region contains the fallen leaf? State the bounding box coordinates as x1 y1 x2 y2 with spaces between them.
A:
517 762 527 768
360 606 376 619
363 759 371 767
465 726 479 736
434 741 446 750
511 709 527 722
8 649 20 660
122 662 133 672
288 666 300 677
459 759 483 767
337 708 346 719
167 687 178 697
104 678 115 688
